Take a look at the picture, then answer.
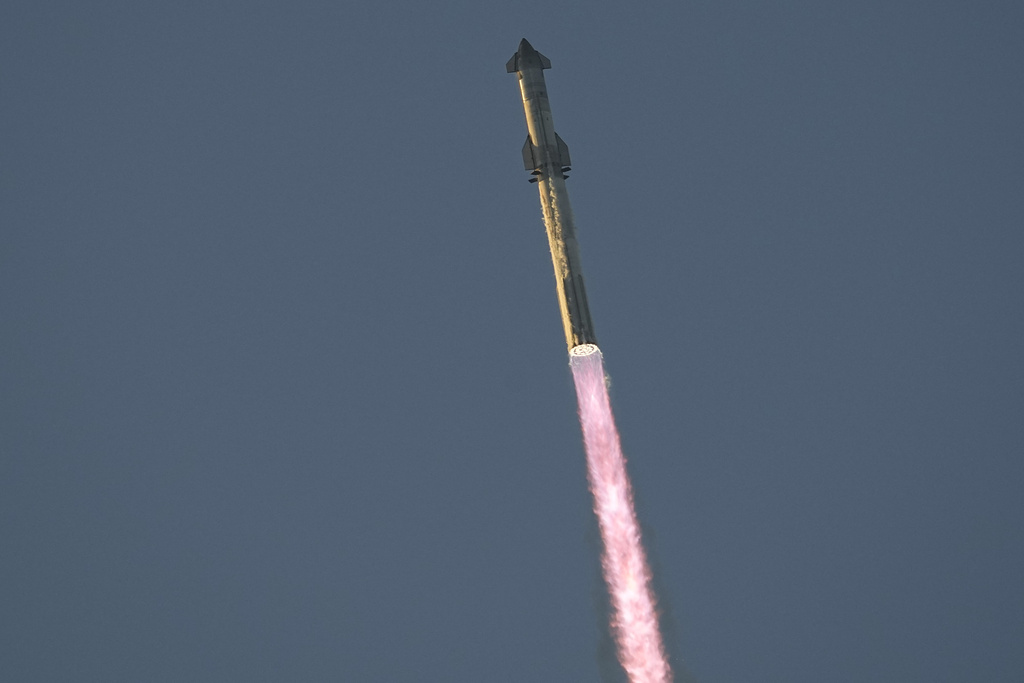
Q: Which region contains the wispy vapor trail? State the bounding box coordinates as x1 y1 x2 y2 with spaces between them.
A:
570 344 672 683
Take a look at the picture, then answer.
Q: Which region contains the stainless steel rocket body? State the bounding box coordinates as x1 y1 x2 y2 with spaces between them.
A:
507 40 598 351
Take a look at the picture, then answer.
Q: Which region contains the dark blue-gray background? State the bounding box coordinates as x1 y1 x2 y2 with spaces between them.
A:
3 1 1022 681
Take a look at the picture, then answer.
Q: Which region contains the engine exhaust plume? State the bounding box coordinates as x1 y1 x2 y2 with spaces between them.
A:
570 344 672 683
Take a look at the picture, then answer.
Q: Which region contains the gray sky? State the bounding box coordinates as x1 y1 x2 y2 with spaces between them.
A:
3 1 1022 681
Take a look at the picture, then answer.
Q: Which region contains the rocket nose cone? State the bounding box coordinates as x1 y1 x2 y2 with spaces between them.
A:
513 38 550 70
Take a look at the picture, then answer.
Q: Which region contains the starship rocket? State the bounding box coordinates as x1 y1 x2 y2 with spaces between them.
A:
508 39 598 351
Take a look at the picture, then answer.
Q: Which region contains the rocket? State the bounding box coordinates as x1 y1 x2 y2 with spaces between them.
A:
507 39 598 352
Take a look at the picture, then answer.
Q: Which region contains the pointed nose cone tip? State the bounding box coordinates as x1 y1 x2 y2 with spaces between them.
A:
511 38 550 70
507 38 550 73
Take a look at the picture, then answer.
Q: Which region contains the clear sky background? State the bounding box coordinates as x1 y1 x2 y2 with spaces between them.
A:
3 2 1022 682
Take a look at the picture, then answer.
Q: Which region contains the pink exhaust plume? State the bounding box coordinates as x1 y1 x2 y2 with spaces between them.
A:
569 344 672 683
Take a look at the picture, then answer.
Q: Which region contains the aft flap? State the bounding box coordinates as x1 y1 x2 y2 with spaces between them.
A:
522 135 539 171
555 133 571 167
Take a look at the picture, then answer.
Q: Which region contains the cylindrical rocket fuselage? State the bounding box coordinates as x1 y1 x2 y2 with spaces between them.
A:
508 40 597 351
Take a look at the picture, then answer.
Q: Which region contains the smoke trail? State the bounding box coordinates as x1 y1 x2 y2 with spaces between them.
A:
570 344 672 683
